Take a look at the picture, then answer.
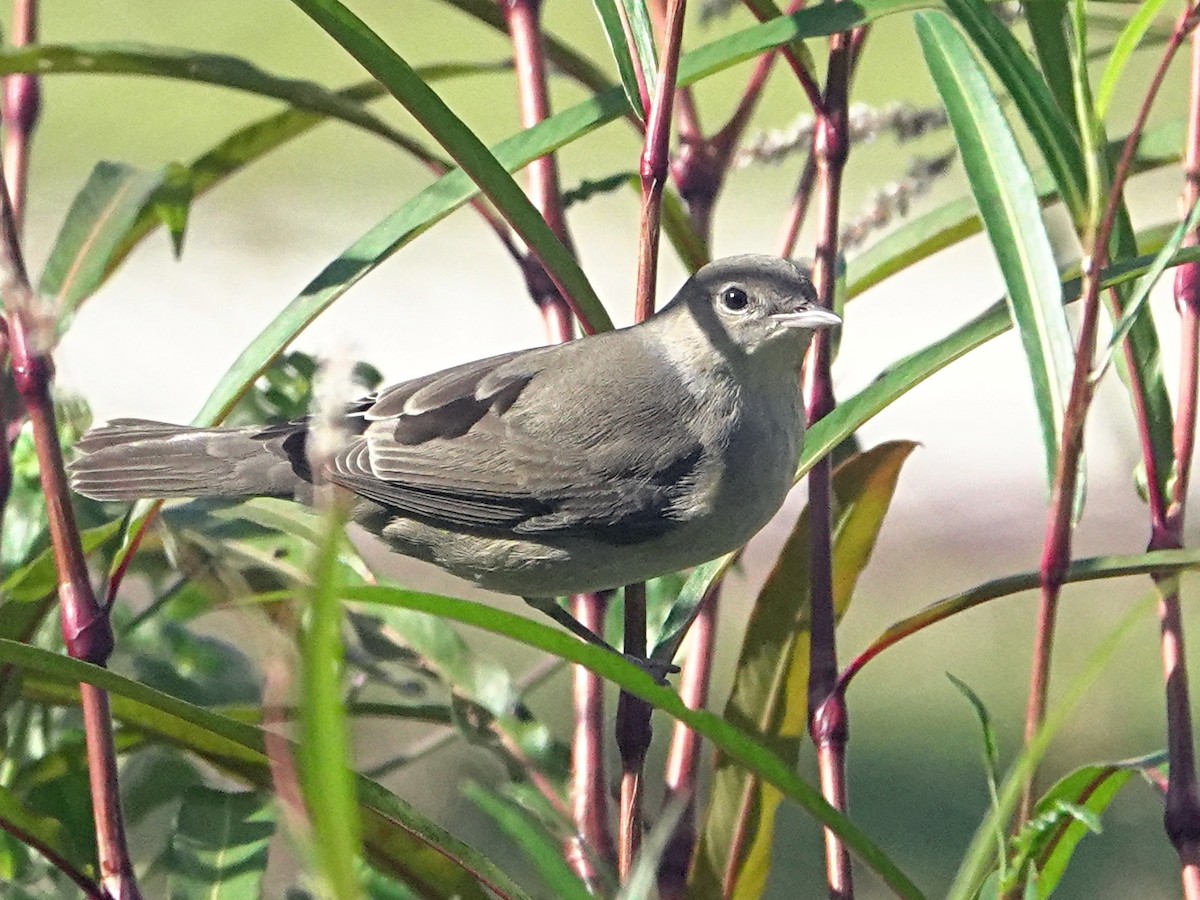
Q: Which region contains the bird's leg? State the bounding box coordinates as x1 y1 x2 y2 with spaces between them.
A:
523 597 678 684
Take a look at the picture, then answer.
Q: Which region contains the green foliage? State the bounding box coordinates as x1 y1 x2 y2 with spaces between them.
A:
163 788 276 899
2 2 1197 898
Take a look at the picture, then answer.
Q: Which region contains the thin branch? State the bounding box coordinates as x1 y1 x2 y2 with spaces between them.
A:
657 586 718 898
738 0 822 113
2 0 39 230
805 21 858 900
0 152 140 899
778 27 870 260
499 0 613 881
1020 8 1200 825
617 0 688 880
0 815 104 899
569 592 617 882
1155 12 1200 895
616 581 651 878
633 0 687 322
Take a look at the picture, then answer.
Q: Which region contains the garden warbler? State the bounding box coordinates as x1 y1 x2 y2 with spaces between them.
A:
70 255 839 671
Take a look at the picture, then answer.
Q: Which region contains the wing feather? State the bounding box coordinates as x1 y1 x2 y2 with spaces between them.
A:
328 337 709 542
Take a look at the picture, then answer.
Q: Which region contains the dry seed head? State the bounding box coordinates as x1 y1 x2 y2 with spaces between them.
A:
840 150 957 252
736 102 949 168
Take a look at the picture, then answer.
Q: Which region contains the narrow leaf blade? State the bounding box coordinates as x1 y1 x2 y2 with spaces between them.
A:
592 0 648 118
694 442 916 899
918 11 1075 491
288 0 611 331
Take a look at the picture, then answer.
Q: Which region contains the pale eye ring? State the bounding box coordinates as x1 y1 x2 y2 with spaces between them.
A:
721 286 749 312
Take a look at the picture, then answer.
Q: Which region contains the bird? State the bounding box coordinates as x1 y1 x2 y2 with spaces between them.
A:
69 255 839 675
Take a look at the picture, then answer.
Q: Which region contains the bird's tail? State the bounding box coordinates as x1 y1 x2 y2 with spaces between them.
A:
69 418 307 502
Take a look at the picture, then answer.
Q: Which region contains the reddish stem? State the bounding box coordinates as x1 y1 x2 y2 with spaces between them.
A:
617 0 687 880
2 0 38 230
633 0 686 322
656 587 718 898
1154 15 1200 893
0 148 139 898
569 592 616 882
0 815 104 899
739 0 822 113
1020 9 1200 825
616 583 650 878
500 0 615 880
778 27 869 260
805 24 855 899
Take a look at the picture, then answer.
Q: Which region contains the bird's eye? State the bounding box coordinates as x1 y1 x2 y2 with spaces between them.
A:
721 286 750 312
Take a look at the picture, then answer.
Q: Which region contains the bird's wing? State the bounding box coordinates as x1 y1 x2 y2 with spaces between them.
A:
329 341 707 541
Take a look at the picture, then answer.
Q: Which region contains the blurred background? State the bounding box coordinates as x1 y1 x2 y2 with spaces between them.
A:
20 0 1200 896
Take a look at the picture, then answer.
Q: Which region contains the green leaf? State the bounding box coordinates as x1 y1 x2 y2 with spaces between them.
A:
0 785 85 882
17 738 98 875
349 605 567 779
343 587 924 898
845 549 1200 683
179 0 925 436
120 747 204 827
150 162 195 258
37 162 167 322
1028 752 1167 896
1095 197 1200 379
299 502 362 899
946 674 1006 884
1024 1 1075 123
947 594 1155 900
661 181 711 272
941 0 1086 221
592 0 648 119
620 0 660 101
124 620 261 707
0 640 515 900
288 0 610 332
0 43 409 145
918 11 1075 492
464 784 591 900
163 787 275 900
846 118 1185 300
1095 0 1172 118
2 519 122 608
651 555 735 664
805 243 1200 480
693 442 916 900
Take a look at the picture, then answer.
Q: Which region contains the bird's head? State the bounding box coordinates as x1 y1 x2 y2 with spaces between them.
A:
664 254 840 359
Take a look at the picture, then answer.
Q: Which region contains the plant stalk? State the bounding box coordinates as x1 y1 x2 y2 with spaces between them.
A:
1154 14 1200 895
657 586 718 898
0 151 140 896
2 0 38 230
500 0 616 881
614 0 688 881
1020 8 1200 825
805 23 856 900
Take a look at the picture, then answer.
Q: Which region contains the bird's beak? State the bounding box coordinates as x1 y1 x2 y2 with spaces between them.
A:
771 307 842 330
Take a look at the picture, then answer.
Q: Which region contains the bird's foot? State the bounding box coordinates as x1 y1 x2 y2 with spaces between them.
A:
624 653 680 685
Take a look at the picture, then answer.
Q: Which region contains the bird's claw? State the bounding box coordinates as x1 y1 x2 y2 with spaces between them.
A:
625 654 680 685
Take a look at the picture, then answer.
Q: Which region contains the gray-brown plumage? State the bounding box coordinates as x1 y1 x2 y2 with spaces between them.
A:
70 256 838 659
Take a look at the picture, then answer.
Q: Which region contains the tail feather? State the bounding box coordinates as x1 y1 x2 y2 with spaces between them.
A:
69 418 308 502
